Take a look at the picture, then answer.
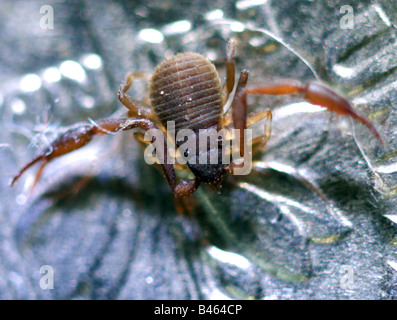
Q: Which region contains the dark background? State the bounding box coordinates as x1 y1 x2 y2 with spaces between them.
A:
0 0 396 299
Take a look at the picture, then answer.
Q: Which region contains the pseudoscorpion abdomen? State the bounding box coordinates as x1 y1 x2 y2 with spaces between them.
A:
149 52 223 132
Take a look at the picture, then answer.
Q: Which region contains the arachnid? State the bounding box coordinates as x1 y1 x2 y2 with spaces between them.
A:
11 40 383 197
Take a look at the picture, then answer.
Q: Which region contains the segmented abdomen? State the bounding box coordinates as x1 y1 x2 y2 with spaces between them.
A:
149 52 223 132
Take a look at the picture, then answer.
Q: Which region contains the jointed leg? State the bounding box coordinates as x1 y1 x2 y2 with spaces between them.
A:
231 70 249 157
222 39 238 125
11 118 200 197
247 109 272 127
222 109 272 160
246 80 383 145
118 72 155 120
223 69 273 176
249 109 272 154
224 69 273 158
133 131 188 171
224 38 237 101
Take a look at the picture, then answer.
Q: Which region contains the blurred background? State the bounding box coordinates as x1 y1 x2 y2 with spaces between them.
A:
0 0 396 299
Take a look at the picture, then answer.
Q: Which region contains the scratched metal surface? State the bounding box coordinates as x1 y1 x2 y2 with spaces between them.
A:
0 0 396 299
